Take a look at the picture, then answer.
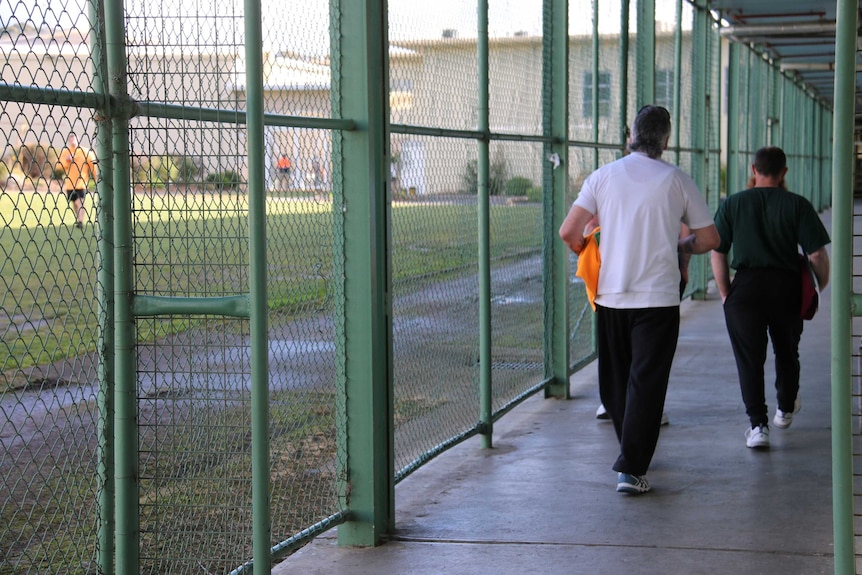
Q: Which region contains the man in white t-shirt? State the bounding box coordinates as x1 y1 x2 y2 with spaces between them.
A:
559 105 720 495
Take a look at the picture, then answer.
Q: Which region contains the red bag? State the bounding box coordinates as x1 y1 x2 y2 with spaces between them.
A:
799 253 819 320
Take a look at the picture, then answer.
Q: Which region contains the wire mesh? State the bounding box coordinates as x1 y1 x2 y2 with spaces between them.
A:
0 0 105 572
0 0 837 573
388 1 480 132
125 0 342 572
390 135 481 473
566 146 611 369
488 141 544 411
854 198 862 574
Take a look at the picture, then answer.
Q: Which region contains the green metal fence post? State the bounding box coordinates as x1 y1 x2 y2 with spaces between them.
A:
751 53 764 153
767 65 778 147
805 96 814 202
241 0 272 570
813 96 824 209
477 0 493 447
543 0 570 399
591 0 600 170
619 0 630 150
689 0 709 299
831 0 857 571
742 51 752 163
102 0 137 568
334 0 395 546
671 0 682 165
636 0 655 108
89 0 114 569
709 19 721 212
725 41 739 196
818 105 824 206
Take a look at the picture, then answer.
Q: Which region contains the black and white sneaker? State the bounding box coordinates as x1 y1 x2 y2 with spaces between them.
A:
616 472 651 494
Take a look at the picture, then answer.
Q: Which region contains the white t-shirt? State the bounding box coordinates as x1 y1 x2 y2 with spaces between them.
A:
573 152 714 308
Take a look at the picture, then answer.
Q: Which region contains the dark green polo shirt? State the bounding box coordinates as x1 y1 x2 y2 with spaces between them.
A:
713 187 830 272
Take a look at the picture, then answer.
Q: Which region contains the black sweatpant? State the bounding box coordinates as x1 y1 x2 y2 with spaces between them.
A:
596 305 680 476
722 268 803 427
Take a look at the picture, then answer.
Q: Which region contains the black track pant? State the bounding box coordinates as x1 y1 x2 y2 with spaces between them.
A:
597 305 680 476
722 268 802 427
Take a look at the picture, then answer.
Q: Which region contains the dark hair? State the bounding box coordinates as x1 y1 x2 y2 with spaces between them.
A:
629 105 671 159
752 146 786 177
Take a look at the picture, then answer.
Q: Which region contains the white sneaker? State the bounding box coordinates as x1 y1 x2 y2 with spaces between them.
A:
773 396 802 429
745 424 770 449
660 412 669 426
596 404 610 420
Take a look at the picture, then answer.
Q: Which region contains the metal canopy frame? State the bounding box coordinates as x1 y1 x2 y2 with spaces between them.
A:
710 0 862 123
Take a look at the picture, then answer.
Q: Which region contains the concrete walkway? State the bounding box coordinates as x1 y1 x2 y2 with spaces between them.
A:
277 275 834 574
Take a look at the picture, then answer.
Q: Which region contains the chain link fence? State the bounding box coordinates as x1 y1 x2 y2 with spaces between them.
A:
0 2 106 572
0 0 833 573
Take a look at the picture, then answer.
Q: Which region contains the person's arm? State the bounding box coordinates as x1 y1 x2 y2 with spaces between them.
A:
678 223 692 282
89 151 98 182
807 246 830 291
710 250 731 303
558 205 595 255
678 223 720 255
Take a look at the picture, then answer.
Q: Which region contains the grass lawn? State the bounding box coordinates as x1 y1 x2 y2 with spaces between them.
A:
1 189 542 386
0 188 545 573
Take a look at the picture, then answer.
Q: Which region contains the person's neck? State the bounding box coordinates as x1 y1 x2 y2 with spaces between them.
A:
752 175 782 188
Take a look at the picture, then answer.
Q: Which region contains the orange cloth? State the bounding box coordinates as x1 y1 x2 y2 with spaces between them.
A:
575 227 601 311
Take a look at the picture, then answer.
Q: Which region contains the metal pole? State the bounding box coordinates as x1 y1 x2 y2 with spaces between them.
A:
591 0 600 171
102 0 137 567
742 51 752 162
831 0 857 571
671 0 682 164
689 0 708 299
636 0 655 108
241 0 272 569
618 0 630 151
725 42 739 196
542 0 570 399
334 0 394 545
89 0 114 571
478 0 493 448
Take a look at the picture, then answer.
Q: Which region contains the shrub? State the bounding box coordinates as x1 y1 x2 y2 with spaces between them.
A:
460 153 509 195
174 156 200 184
12 143 59 179
152 156 181 186
132 155 201 187
205 170 243 189
526 186 542 203
505 176 532 197
133 156 173 186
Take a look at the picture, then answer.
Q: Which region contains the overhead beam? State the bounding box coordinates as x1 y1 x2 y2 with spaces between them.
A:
780 62 862 72
721 21 836 37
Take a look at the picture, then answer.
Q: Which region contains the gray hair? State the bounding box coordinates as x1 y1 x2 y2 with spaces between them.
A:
628 105 671 159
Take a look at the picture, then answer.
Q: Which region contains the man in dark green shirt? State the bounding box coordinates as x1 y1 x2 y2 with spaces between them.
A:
711 146 830 450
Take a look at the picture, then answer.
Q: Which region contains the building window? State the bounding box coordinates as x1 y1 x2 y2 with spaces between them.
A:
656 69 674 110
583 71 611 117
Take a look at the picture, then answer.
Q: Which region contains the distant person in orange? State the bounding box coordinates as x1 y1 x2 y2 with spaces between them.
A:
277 155 291 189
57 134 97 228
277 155 291 173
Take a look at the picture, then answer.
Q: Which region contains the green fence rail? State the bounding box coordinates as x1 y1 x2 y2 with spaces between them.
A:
0 0 834 573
